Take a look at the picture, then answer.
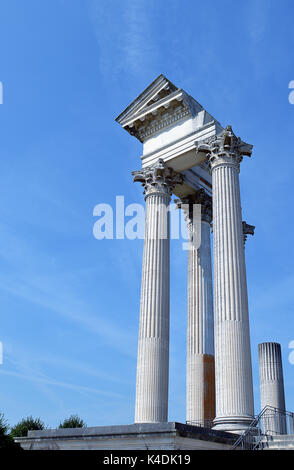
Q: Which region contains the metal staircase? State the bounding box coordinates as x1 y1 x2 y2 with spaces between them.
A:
232 406 294 450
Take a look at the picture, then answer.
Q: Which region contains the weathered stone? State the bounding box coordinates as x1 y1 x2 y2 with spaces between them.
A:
15 422 238 450
199 126 255 432
176 191 215 427
259 342 287 435
133 160 183 423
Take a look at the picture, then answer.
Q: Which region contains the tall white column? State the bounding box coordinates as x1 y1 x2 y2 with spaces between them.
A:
258 342 287 435
177 191 215 427
198 126 255 432
132 159 183 423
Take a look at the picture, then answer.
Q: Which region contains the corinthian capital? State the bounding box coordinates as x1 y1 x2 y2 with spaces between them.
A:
175 189 212 226
196 125 253 171
242 221 255 245
132 159 183 198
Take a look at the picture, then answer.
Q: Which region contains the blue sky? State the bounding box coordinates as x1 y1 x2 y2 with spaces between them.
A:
0 0 293 428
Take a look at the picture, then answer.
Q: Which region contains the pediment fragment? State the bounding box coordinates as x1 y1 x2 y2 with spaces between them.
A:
115 74 203 142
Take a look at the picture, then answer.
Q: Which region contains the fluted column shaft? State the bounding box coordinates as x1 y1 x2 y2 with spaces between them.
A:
180 192 215 426
197 126 255 432
135 191 170 423
212 161 254 431
133 160 183 423
259 342 287 434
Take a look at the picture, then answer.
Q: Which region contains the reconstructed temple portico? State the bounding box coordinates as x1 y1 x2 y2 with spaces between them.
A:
116 74 255 433
13 75 294 452
16 75 264 451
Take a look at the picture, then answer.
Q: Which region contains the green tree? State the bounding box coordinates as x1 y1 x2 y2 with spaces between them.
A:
59 414 86 429
0 413 9 435
10 416 45 438
0 413 22 450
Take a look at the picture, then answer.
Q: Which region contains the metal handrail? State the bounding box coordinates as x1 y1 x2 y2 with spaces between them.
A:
232 406 294 450
185 419 214 429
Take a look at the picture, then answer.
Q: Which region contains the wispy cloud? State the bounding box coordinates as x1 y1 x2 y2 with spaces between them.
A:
0 273 136 357
88 0 157 78
244 0 272 80
0 339 129 424
247 0 269 41
0 222 136 358
0 369 122 399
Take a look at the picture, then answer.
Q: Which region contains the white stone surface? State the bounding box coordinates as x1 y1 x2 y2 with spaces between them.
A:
262 434 294 450
198 126 255 432
182 192 215 426
117 79 257 435
115 74 223 199
259 342 287 434
15 422 237 450
132 161 183 423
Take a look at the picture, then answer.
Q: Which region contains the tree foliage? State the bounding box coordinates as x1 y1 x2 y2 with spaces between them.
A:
0 413 9 435
59 414 86 429
0 413 22 450
10 416 45 438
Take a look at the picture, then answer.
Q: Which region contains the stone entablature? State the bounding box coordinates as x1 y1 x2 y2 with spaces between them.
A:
116 74 223 199
115 75 203 143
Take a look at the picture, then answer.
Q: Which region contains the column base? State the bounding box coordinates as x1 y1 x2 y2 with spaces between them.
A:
134 420 167 424
212 415 254 434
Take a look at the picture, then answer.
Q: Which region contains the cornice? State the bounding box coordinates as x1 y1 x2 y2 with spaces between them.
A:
115 74 204 143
